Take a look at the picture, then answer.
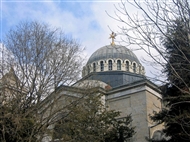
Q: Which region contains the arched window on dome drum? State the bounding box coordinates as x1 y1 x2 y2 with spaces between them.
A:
93 63 96 72
108 60 112 70
117 60 121 70
139 66 141 73
133 63 136 73
126 61 129 71
87 65 90 74
100 61 104 71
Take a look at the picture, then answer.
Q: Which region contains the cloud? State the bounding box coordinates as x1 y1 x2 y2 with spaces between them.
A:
1 0 162 80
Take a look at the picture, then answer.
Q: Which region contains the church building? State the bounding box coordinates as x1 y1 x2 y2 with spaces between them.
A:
0 32 164 142
58 32 164 141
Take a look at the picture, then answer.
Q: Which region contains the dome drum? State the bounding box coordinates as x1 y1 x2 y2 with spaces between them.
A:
82 45 145 77
82 59 145 77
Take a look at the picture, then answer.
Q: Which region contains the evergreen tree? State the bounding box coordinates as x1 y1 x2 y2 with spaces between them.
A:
53 93 135 142
151 19 190 141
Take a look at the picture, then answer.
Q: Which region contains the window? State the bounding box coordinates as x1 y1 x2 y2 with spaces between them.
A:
108 60 112 70
93 63 96 72
126 61 129 71
87 65 90 74
100 61 104 71
117 60 121 70
139 66 141 73
133 63 136 73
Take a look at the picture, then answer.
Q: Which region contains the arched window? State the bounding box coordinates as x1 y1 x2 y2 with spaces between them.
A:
126 61 129 71
117 60 121 70
108 60 112 70
139 66 141 73
100 61 104 71
87 65 90 74
133 63 136 73
93 63 96 72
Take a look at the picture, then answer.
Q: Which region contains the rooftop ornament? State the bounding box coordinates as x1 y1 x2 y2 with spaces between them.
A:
109 32 116 46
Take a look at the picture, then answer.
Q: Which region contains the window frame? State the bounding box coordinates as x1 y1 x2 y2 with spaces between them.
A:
108 60 112 71
133 63 136 73
117 60 121 70
126 61 129 71
93 63 96 72
100 61 104 71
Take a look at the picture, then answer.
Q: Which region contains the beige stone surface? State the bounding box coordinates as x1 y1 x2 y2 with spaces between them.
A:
106 84 162 142
145 91 164 138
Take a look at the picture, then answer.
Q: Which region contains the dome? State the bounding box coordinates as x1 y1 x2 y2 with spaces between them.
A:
81 43 145 87
82 44 145 79
87 45 140 64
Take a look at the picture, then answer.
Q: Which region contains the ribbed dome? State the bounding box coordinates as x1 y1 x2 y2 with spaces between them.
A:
87 45 140 64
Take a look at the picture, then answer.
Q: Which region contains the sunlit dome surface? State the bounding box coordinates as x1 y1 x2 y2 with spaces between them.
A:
87 45 140 64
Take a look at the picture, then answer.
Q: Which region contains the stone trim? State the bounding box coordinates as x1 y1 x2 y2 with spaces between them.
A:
82 58 145 77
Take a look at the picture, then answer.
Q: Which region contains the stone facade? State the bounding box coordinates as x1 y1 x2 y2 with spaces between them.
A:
77 43 163 141
106 80 163 142
35 43 164 141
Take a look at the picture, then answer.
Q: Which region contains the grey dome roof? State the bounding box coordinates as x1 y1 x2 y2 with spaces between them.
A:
87 45 140 64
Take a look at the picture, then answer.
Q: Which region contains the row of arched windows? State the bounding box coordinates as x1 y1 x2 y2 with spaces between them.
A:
92 60 137 73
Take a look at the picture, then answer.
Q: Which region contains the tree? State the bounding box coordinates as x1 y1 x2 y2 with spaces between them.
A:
52 90 135 142
0 21 83 141
150 19 190 142
109 0 190 141
104 116 135 142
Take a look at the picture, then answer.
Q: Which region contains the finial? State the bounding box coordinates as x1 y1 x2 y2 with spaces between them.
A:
109 32 116 45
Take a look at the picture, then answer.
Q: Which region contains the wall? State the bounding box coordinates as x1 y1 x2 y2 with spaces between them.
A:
145 89 164 139
106 85 149 142
106 83 162 142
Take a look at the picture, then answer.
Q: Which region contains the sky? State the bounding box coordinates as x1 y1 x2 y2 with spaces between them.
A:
0 0 162 82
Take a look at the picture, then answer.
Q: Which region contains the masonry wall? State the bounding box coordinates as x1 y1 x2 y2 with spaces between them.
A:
145 90 164 139
106 87 150 142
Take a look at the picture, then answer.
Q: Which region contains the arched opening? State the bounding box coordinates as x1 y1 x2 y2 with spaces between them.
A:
87 65 90 74
117 60 121 70
126 61 129 71
152 130 168 141
93 63 96 72
100 61 104 71
133 63 136 73
139 66 141 73
108 60 112 70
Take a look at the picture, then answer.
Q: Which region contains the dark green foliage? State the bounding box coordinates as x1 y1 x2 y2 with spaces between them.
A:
53 93 135 142
151 19 190 142
163 19 190 86
105 116 135 142
0 105 37 142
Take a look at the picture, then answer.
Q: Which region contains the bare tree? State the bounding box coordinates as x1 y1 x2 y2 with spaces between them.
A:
2 21 83 100
110 0 189 82
110 0 190 141
0 21 84 142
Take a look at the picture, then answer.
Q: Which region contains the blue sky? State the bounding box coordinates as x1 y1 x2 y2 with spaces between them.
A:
0 0 162 80
1 0 120 52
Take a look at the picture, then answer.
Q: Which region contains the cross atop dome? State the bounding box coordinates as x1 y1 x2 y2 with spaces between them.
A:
109 32 116 45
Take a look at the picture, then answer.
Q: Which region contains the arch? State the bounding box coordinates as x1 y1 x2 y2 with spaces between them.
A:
93 63 96 72
139 65 141 73
126 61 129 71
108 60 112 70
152 130 168 141
117 60 121 70
133 62 136 73
100 61 104 71
87 65 90 74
